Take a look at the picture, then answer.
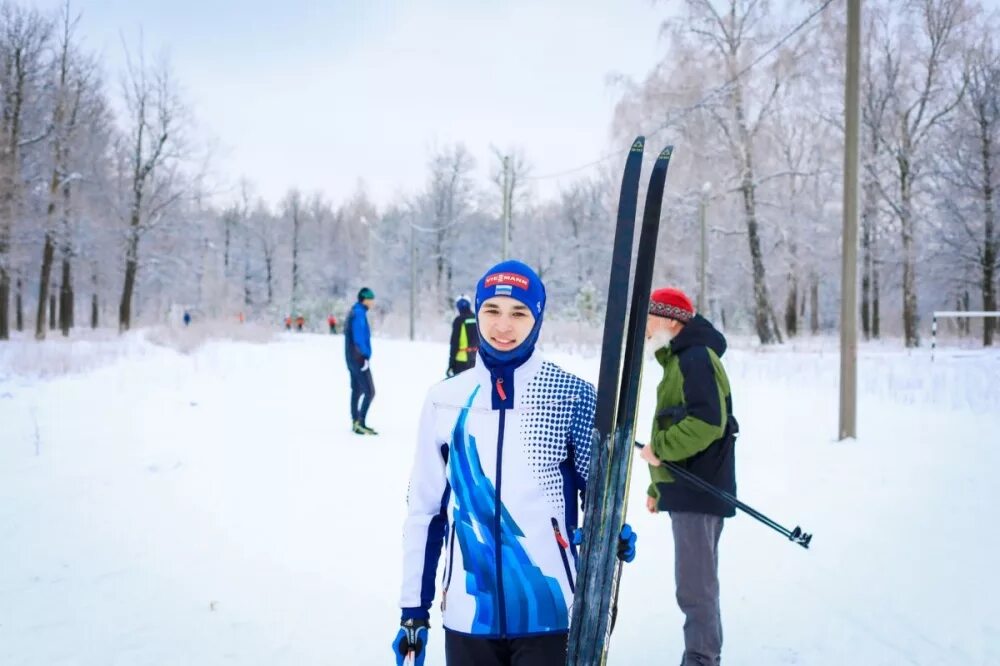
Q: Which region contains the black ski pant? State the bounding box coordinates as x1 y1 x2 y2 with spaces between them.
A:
444 630 566 666
348 363 375 425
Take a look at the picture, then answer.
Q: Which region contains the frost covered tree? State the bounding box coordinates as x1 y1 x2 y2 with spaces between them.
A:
867 0 971 346
115 40 189 331
0 2 50 339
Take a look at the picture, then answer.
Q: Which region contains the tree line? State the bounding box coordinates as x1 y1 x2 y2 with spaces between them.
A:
1 0 996 346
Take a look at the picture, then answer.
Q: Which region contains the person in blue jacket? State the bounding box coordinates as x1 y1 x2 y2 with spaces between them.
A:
345 287 377 435
391 260 638 666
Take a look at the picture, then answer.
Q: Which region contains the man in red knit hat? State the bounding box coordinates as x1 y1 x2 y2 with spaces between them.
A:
638 287 738 666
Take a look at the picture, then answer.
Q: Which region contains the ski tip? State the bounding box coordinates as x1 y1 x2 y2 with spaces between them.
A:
657 145 674 160
630 137 645 152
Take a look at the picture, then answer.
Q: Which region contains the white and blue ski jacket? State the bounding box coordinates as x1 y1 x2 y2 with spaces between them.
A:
399 352 596 638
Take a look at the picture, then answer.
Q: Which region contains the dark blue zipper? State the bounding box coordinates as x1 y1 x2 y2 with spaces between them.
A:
495 395 507 637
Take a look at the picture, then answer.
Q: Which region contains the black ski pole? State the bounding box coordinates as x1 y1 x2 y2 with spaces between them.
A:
634 442 813 549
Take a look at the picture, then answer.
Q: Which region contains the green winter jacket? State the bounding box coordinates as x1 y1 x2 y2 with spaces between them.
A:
646 315 737 515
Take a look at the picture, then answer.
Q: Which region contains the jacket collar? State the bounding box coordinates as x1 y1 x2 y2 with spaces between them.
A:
471 352 543 409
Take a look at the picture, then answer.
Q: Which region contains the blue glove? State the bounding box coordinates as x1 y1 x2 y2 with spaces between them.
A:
392 619 429 666
617 523 637 563
571 524 637 563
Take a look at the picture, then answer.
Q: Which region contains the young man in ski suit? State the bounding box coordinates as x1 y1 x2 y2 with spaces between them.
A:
637 287 737 666
447 295 479 377
345 287 377 435
393 260 636 666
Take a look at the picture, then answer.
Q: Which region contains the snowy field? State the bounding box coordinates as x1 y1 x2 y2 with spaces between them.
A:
2 328 999 665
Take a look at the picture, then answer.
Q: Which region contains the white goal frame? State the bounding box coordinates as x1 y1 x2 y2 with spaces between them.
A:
931 310 1000 360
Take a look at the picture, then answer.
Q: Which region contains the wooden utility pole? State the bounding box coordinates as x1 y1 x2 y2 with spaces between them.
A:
502 155 511 260
699 182 711 313
839 0 861 440
409 221 416 341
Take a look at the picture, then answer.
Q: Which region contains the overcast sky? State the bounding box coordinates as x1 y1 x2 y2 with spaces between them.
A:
28 0 669 208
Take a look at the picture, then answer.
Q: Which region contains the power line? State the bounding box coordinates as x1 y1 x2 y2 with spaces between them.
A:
525 0 836 182
654 0 836 131
523 150 628 181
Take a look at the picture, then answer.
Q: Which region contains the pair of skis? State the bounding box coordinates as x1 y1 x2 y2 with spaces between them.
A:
567 137 674 665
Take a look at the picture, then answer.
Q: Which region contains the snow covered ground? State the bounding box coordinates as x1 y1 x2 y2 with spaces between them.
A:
1 329 998 665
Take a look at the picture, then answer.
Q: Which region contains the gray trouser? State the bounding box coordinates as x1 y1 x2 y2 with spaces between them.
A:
670 511 724 666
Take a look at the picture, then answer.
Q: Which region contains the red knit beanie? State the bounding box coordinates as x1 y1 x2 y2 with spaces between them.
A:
649 287 695 322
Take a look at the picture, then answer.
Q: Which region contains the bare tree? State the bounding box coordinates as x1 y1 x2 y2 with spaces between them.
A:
330 186 376 295
967 36 1000 345
36 4 92 338
517 201 565 289
673 0 791 343
251 201 280 308
221 179 255 279
241 204 253 310
860 5 896 340
869 0 970 346
426 144 475 298
13 274 20 329
282 188 304 314
936 28 999 345
768 102 812 338
215 187 271 313
491 146 530 257
544 175 612 314
231 180 253 310
561 179 602 286
0 2 51 339
116 39 187 331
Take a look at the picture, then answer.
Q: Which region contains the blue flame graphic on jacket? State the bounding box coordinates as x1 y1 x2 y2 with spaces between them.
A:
449 386 567 635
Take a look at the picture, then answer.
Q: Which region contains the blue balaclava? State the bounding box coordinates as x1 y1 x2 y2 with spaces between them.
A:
455 295 472 314
474 260 546 408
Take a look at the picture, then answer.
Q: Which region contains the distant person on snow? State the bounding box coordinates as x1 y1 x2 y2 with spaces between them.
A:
636 287 738 666
296 315 305 332
345 287 377 435
392 260 637 666
447 295 478 377
183 311 191 327
328 314 338 334
285 315 292 331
